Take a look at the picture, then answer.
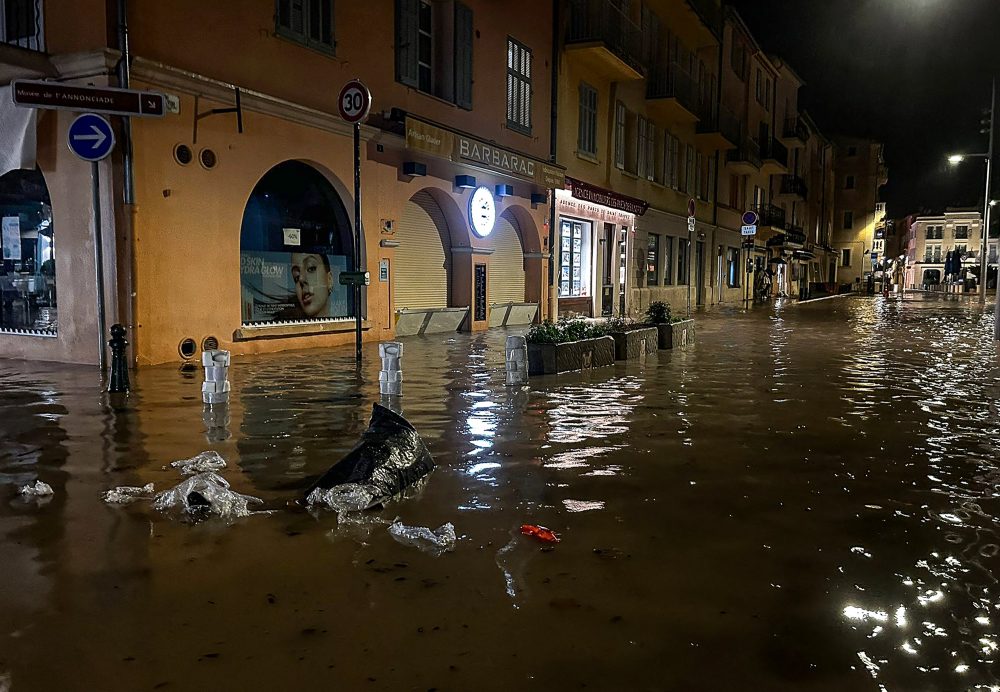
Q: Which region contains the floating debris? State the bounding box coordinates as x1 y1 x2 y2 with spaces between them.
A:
19 480 53 497
388 520 456 556
102 483 155 505
153 472 262 520
170 450 227 475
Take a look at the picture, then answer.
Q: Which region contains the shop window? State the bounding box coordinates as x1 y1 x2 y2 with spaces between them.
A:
506 37 532 135
578 82 598 157
239 161 355 325
663 236 673 285
726 247 740 288
0 169 55 334
395 0 473 109
276 0 334 54
677 238 690 285
646 233 660 286
559 219 591 297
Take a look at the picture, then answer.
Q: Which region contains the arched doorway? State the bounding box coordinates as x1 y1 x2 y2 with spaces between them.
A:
490 209 526 304
0 168 56 334
395 189 452 310
239 161 354 325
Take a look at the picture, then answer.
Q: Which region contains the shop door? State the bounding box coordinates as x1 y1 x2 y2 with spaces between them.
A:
601 223 614 316
695 241 705 305
397 190 451 310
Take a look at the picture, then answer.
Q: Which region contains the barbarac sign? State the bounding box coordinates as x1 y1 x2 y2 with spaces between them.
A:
567 177 648 216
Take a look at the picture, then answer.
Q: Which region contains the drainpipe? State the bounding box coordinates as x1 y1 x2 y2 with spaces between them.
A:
712 34 723 303
116 0 139 365
547 0 559 323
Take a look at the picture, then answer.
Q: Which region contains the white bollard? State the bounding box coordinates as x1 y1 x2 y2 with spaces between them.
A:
201 349 231 405
379 342 402 396
505 335 529 387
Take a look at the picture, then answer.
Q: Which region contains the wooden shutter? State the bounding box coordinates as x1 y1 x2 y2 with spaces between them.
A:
395 0 419 87
454 2 474 109
489 215 526 304
396 191 450 310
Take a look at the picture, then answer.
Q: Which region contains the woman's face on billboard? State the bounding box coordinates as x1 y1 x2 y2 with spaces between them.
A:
291 253 333 317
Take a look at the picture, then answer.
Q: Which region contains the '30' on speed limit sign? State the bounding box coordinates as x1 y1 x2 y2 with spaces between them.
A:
338 80 372 124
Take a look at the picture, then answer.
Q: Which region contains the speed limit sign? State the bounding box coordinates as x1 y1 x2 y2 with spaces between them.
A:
338 80 372 124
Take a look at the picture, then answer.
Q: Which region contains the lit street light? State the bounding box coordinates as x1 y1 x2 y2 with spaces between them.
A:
948 154 966 164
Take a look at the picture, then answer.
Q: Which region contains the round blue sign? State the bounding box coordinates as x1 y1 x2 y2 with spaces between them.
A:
742 210 759 226
67 113 115 162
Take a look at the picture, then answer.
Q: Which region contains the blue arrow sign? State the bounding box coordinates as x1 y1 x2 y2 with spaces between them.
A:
67 113 115 162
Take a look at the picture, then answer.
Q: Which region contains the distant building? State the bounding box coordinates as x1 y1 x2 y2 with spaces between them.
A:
907 210 993 288
831 138 888 287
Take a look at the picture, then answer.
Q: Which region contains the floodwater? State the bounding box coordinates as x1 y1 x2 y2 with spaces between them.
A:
2 295 1000 691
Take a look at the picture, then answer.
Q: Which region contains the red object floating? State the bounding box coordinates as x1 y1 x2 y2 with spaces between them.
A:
521 524 560 543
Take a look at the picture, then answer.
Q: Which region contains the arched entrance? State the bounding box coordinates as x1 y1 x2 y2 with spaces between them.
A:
395 189 452 310
0 168 56 334
239 161 354 325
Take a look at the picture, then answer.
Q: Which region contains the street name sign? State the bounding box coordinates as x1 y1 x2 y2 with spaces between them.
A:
67 113 115 162
339 271 371 286
741 225 757 236
13 80 166 118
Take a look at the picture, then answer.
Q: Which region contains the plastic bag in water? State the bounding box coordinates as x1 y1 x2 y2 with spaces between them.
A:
170 450 226 475
306 484 378 514
19 480 53 497
305 403 435 510
388 520 456 556
153 472 262 519
102 483 155 505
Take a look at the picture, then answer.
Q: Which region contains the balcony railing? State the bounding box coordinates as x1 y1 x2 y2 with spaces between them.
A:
646 61 697 111
696 103 740 144
761 137 789 164
1 0 44 51
685 0 722 37
727 137 761 168
753 203 786 230
779 174 808 199
567 0 644 75
783 117 809 143
786 226 807 245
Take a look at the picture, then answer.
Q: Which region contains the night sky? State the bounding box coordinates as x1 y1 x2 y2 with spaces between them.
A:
729 0 1000 220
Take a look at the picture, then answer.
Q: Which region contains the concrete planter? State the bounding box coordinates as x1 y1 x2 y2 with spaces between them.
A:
610 326 659 360
527 336 615 375
657 319 695 349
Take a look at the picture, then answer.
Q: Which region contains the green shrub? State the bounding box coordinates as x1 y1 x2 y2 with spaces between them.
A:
604 314 637 333
525 318 608 344
645 301 672 325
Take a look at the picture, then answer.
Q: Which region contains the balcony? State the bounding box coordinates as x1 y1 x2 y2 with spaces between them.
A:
685 0 722 37
0 0 50 83
726 137 761 174
646 61 698 123
779 117 809 148
754 203 787 231
767 226 807 248
695 103 739 150
566 0 644 81
776 174 808 201
760 138 789 175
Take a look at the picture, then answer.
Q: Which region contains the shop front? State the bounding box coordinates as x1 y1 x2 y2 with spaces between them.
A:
554 178 645 318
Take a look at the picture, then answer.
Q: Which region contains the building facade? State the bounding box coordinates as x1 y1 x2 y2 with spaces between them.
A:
831 137 888 288
0 0 559 366
907 210 989 288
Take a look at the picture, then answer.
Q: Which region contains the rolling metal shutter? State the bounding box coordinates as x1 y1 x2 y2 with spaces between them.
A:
489 214 525 304
396 190 450 310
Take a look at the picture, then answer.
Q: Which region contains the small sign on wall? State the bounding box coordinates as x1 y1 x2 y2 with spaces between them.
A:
282 227 301 246
1 217 21 260
379 258 389 282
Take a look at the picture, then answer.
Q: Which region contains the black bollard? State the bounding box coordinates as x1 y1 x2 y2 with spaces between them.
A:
108 324 130 394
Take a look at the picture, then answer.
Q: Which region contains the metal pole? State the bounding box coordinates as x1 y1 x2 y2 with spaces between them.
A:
981 77 994 305
686 229 692 317
353 122 363 364
92 162 107 374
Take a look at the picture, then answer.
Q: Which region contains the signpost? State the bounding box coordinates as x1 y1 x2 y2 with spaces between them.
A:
741 210 759 309
338 79 372 365
687 199 696 316
13 80 166 118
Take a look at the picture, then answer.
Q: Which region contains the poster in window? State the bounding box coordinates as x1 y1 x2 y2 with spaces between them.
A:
240 251 350 323
2 217 21 261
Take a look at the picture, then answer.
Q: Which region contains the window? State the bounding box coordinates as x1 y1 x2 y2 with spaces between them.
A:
276 0 334 53
753 184 764 210
666 133 680 189
614 101 626 170
3 0 44 49
646 233 660 286
507 37 532 135
559 220 592 297
663 236 674 285
841 249 851 267
644 122 656 181
731 41 747 80
578 83 598 156
728 174 740 209
843 210 854 229
395 0 473 109
847 145 858 157
955 225 969 239
677 238 690 284
955 244 967 257
684 144 695 194
637 117 650 179
727 247 740 287
0 169 56 335
755 69 769 106
845 175 855 190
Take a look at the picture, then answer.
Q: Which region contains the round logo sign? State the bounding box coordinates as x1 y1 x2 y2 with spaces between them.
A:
338 80 372 124
468 186 496 237
742 210 759 226
67 113 115 162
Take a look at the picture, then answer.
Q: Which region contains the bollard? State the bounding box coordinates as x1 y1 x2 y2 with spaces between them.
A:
505 335 529 387
379 341 402 396
202 349 231 405
108 324 131 393
202 403 232 442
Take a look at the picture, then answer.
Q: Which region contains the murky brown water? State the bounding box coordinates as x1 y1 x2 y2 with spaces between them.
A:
2 295 1000 691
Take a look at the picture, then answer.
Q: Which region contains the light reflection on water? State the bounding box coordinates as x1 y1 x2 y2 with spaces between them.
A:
1 294 1000 689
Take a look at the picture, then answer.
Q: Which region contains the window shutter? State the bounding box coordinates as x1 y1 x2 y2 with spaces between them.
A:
395 0 420 87
454 2 474 109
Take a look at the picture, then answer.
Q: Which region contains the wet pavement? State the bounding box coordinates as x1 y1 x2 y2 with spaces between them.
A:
2 294 1000 691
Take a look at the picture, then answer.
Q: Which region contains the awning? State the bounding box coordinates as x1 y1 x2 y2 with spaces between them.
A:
0 85 37 178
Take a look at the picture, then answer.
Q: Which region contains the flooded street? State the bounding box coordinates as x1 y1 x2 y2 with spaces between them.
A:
3 295 1000 691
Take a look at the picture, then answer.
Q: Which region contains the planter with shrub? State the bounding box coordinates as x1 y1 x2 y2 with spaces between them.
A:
645 301 695 349
604 315 658 360
525 320 615 375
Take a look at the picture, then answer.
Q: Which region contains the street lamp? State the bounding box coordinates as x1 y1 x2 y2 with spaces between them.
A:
947 146 992 304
